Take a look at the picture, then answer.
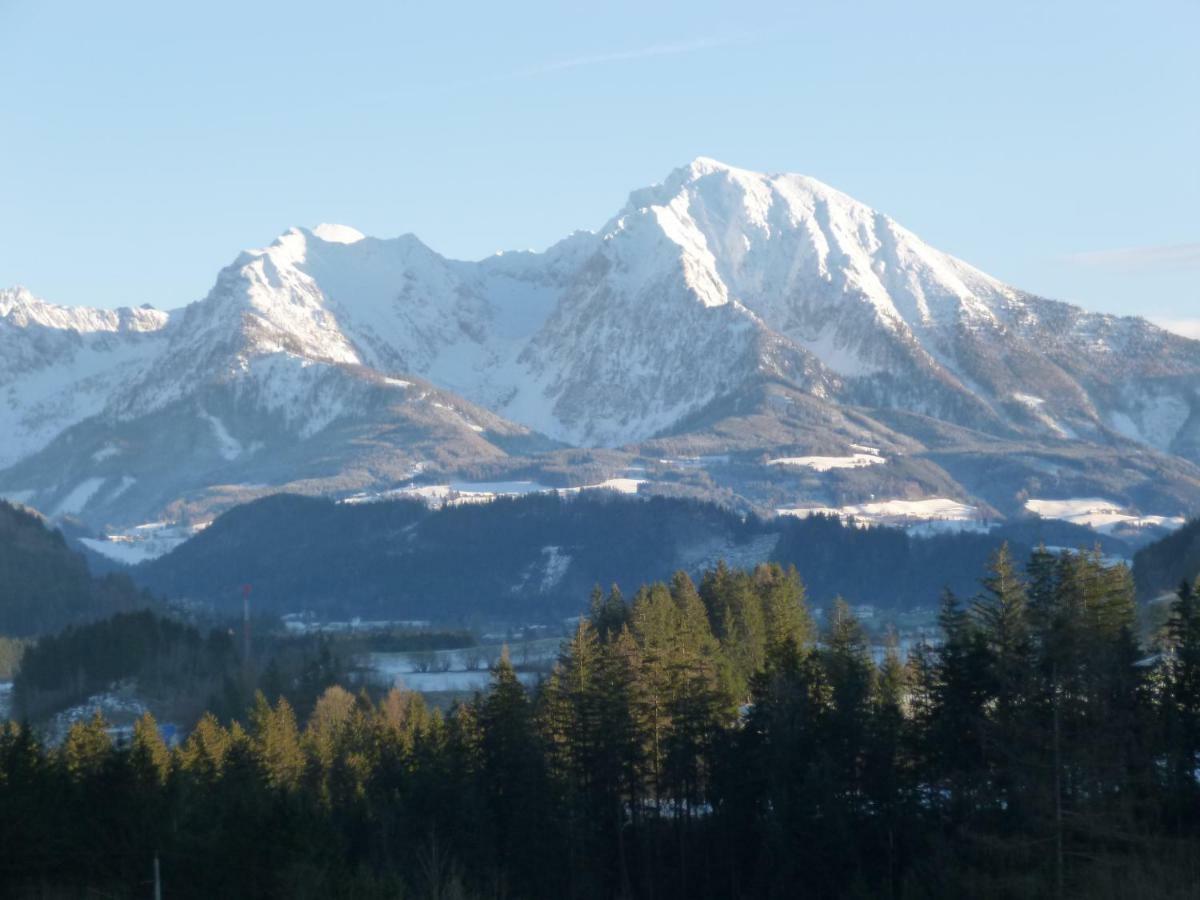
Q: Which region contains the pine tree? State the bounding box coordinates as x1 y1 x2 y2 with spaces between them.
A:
972 544 1035 822
591 584 629 641
866 635 910 896
930 590 990 823
821 600 874 818
754 563 815 658
477 648 546 893
1161 578 1200 827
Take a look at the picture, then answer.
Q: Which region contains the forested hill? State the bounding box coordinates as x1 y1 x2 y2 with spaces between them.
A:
0 501 151 636
132 492 1124 620
1134 517 1200 599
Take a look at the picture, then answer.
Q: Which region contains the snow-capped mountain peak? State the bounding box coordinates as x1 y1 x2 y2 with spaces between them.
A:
0 285 169 333
2 161 1199 534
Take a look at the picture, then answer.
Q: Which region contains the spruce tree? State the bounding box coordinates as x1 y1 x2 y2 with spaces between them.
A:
1161 578 1200 827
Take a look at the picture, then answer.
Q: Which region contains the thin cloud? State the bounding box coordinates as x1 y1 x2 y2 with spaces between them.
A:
522 36 743 76
1151 318 1200 341
1065 242 1200 270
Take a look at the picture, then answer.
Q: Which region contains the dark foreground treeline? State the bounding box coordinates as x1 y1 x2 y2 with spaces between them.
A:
3 554 1200 899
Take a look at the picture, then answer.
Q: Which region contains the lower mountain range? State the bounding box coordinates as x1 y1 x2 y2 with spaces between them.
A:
0 493 1137 633
2 159 1198 559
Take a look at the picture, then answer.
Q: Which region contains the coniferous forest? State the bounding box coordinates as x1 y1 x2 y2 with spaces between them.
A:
3 552 1200 898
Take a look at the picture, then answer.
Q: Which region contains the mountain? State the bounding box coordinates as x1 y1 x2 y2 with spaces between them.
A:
1133 517 1200 600
0 501 151 636
2 159 1199 549
131 491 1125 621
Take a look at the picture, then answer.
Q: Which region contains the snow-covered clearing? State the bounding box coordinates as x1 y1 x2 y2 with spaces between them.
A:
343 476 645 509
656 455 730 469
80 520 210 565
364 639 558 694
558 477 645 495
768 451 885 472
1025 498 1185 534
777 497 986 532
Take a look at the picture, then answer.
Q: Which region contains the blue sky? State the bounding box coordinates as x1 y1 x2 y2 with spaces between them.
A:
2 0 1196 333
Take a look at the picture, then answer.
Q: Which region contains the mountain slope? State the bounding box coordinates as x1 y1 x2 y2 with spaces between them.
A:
2 160 1198 538
131 492 1127 619
0 501 151 635
1133 517 1200 600
0 287 169 471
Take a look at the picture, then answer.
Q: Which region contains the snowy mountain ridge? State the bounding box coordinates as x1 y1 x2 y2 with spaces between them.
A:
2 159 1199 538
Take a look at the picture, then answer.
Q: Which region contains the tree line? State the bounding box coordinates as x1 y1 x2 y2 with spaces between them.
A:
2 552 1200 898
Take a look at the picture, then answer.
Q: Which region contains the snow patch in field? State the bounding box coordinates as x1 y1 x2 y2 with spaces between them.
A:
560 477 645 495
1024 498 1185 534
768 451 884 472
657 455 730 469
777 497 985 532
53 477 106 516
451 480 549 496
378 480 552 508
80 519 210 565
347 475 645 509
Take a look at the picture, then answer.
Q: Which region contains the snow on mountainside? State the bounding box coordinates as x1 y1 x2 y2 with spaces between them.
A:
0 287 170 469
2 160 1199 542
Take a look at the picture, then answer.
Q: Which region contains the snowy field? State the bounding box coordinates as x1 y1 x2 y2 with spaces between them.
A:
363 639 560 695
776 497 988 533
655 455 731 469
79 519 210 566
1025 498 1185 535
343 476 645 509
768 446 885 472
